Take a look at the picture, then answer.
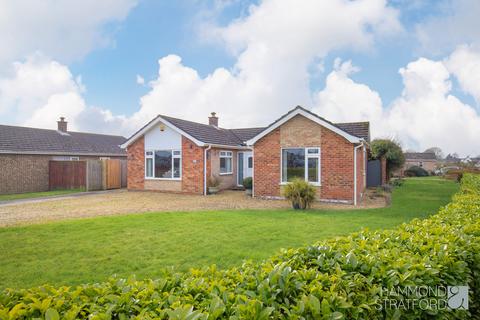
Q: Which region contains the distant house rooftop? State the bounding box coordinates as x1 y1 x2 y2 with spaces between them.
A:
404 152 436 161
0 120 126 156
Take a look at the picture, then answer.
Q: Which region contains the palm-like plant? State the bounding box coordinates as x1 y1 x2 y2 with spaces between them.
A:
282 178 316 209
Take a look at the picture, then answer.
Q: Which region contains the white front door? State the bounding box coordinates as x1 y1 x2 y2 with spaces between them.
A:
237 151 253 186
244 151 253 179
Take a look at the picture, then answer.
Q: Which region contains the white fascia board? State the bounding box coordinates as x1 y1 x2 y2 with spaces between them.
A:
246 109 362 145
121 116 205 148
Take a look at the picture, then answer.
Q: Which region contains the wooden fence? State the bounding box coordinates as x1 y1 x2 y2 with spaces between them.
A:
49 159 127 191
49 161 86 190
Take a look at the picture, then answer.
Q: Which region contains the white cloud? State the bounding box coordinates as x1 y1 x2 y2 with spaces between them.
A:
0 0 137 66
445 44 480 104
0 54 131 134
416 0 480 54
136 74 145 85
129 0 401 128
312 59 384 134
312 56 480 156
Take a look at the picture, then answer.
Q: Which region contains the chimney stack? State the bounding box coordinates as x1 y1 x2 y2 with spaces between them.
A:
208 112 218 127
57 117 68 132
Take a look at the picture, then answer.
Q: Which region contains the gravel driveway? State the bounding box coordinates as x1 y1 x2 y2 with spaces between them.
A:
0 190 385 227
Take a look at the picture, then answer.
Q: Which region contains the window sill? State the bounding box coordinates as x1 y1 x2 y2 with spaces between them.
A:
145 177 182 181
280 182 321 187
219 172 233 176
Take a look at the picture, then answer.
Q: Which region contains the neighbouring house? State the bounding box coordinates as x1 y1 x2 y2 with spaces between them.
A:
122 106 370 205
0 118 126 195
402 152 437 174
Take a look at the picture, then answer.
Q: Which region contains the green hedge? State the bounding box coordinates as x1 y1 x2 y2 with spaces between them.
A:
1 175 480 319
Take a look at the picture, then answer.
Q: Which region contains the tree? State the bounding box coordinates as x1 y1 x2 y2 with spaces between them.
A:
424 147 444 160
370 139 405 177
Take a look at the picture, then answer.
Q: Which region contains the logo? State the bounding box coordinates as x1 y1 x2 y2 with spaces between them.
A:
376 285 469 311
447 286 468 310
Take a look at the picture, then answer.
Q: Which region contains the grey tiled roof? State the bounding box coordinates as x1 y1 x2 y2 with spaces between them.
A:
0 124 127 156
404 152 437 160
128 106 370 147
161 115 249 146
335 122 370 142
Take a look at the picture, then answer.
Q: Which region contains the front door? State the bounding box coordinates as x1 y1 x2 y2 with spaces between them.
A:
244 152 253 179
237 152 253 186
237 152 244 186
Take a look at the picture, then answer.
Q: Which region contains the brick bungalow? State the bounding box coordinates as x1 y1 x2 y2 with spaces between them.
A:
0 118 126 194
401 152 438 175
122 106 369 205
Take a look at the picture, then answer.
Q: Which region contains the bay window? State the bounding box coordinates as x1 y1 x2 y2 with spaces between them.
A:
145 150 181 179
281 147 320 184
220 151 233 174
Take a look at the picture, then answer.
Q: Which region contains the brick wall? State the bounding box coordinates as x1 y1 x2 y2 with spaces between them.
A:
381 156 387 185
127 136 145 190
253 115 358 203
254 128 281 197
320 126 354 202
181 136 204 194
0 154 50 194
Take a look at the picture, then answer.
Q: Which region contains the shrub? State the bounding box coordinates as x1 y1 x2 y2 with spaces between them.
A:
242 177 252 190
404 165 429 177
390 177 404 187
1 175 479 319
370 139 405 177
207 175 220 188
281 178 316 209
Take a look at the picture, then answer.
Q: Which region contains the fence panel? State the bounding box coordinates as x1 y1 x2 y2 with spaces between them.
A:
120 160 127 188
106 159 121 189
49 161 86 190
86 160 103 191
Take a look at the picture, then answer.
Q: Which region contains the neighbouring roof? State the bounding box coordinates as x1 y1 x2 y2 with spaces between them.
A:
404 152 437 161
0 124 127 156
122 105 370 148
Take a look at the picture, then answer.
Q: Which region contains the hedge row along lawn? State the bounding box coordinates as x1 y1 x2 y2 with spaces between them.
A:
0 178 456 291
0 176 477 319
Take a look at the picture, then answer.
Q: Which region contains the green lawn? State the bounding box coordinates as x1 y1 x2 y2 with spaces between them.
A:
0 189 84 202
0 178 457 290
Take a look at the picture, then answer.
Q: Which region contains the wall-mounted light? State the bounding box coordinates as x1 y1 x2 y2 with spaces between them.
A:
159 123 166 132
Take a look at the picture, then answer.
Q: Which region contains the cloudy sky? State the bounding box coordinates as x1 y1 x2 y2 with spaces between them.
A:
0 0 479 156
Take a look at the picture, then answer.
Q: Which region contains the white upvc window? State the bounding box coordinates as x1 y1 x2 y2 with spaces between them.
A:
145 150 182 180
219 151 233 175
281 147 321 185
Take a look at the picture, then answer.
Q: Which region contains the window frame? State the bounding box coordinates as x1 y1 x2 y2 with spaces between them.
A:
145 149 182 180
280 147 321 186
219 150 233 175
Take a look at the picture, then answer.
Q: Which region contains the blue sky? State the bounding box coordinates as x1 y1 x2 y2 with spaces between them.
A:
0 0 479 155
67 0 477 115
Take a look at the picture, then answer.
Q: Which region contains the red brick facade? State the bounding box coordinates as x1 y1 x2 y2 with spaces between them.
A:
253 128 281 197
253 115 366 203
181 136 204 194
127 136 145 190
320 126 355 202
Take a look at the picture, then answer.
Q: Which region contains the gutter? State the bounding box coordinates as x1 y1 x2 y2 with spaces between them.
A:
353 141 364 206
203 145 212 196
